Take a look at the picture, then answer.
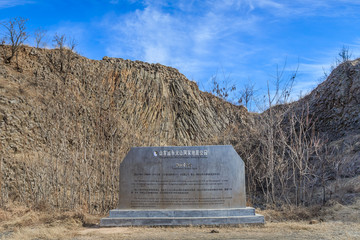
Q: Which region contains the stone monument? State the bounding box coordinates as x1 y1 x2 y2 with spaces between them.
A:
100 145 264 226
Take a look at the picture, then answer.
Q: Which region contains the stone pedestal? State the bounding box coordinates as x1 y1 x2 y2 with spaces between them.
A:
100 145 264 226
101 207 264 226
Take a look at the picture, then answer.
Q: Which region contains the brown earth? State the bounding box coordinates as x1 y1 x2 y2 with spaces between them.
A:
75 222 360 240
0 200 359 240
289 59 360 179
295 59 360 141
0 45 249 152
1 45 360 238
0 45 250 211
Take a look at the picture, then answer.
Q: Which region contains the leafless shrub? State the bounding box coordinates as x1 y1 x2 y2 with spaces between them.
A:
337 45 352 64
67 37 78 52
239 61 344 208
34 28 47 48
244 103 328 207
238 80 255 110
0 17 28 63
52 33 66 72
49 33 79 82
210 69 236 100
52 33 66 50
322 45 353 80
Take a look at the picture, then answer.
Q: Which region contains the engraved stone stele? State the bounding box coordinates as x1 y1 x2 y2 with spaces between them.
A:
100 145 264 226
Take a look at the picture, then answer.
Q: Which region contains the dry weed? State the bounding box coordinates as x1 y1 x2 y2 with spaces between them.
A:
8 225 76 240
258 205 320 222
320 199 360 222
74 222 360 240
0 205 360 239
0 202 103 240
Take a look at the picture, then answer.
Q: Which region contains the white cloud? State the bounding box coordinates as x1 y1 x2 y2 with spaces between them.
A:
100 0 261 82
144 45 169 64
300 63 329 78
284 41 360 101
0 0 33 9
249 0 284 10
270 0 360 18
41 22 87 52
291 80 319 100
103 6 189 64
96 0 360 100
347 42 360 59
218 0 360 19
299 42 360 76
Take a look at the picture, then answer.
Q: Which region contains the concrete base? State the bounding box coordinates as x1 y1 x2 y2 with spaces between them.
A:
100 207 265 227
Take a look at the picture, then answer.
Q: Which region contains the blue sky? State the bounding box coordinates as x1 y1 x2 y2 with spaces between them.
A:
1 0 360 110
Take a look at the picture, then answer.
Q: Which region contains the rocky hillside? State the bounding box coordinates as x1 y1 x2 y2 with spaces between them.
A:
0 45 249 152
0 44 359 211
0 45 251 211
231 58 360 206
292 60 360 178
296 59 360 141
0 47 247 151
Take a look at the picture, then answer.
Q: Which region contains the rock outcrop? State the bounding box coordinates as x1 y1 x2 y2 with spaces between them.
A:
0 45 359 210
295 59 360 141
0 45 251 210
0 45 250 157
286 59 360 179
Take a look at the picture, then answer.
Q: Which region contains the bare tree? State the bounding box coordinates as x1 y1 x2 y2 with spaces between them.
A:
238 80 255 110
34 27 47 48
52 33 67 73
52 33 66 50
337 45 352 64
269 60 298 106
0 17 29 63
239 60 331 207
210 69 236 100
67 37 78 52
322 45 353 80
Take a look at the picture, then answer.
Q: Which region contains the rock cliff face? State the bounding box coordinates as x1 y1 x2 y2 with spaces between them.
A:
0 45 251 210
295 59 360 141
0 45 359 210
288 59 360 179
0 45 249 157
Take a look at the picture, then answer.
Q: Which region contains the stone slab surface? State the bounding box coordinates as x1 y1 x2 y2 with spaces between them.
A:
118 145 246 209
108 207 255 218
101 145 265 226
100 208 264 227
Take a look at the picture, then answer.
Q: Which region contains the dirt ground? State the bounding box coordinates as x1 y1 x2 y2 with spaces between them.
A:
2 221 359 240
79 222 360 240
1 200 360 240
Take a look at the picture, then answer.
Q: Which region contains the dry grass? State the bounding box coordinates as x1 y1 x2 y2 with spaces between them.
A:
319 199 360 222
7 225 76 240
0 200 360 240
72 221 360 240
2 221 360 240
0 202 103 240
258 205 322 222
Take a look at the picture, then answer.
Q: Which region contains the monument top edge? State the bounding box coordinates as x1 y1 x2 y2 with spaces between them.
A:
131 145 234 149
